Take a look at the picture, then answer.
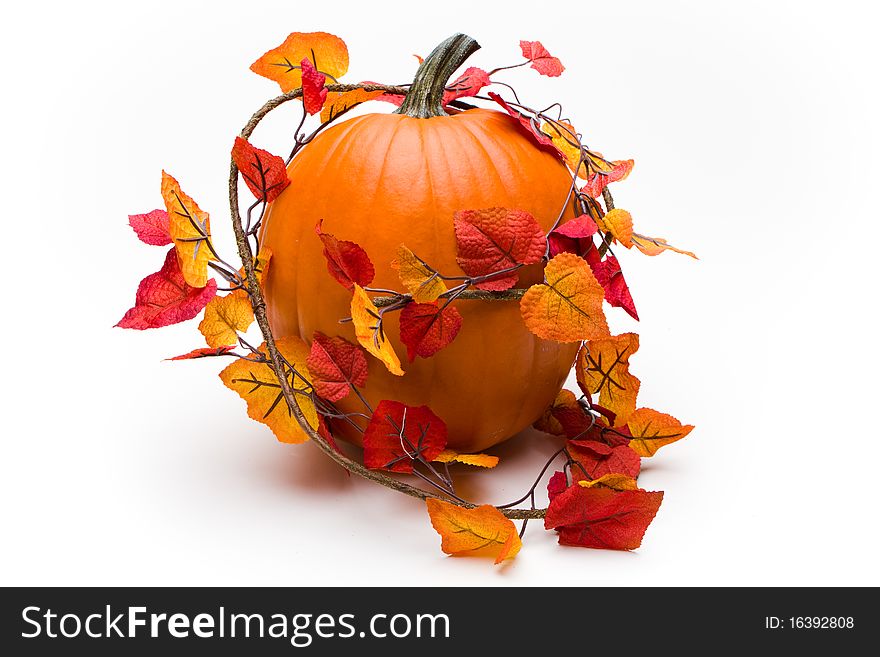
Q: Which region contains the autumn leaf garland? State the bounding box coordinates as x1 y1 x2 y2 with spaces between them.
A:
117 30 696 563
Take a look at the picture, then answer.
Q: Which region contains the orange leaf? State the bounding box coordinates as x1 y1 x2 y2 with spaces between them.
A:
520 253 609 342
219 337 317 444
238 247 272 289
599 208 697 259
161 171 212 288
625 407 694 456
425 499 521 564
576 333 641 426
250 32 349 93
596 208 634 247
321 88 384 123
533 389 592 439
198 292 254 348
434 449 499 468
577 473 640 491
350 285 404 376
541 121 587 178
631 233 698 259
392 245 446 303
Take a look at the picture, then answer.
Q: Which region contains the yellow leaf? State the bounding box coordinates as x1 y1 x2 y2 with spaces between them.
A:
576 333 641 426
631 233 698 259
520 252 609 342
238 247 272 290
434 449 499 468
250 32 349 93
541 120 587 178
219 336 317 444
321 88 383 123
161 171 212 288
350 284 404 376
626 407 694 456
198 293 254 348
391 245 447 303
596 208 634 247
577 473 640 491
425 499 521 564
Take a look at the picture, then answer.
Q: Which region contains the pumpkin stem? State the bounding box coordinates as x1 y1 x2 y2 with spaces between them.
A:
396 34 481 118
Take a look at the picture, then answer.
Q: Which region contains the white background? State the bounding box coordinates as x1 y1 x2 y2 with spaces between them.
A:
2 0 878 586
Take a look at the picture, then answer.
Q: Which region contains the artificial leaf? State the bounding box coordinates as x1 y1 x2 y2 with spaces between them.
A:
219 336 318 444
547 470 568 502
541 121 586 176
238 247 273 290
533 389 592 439
350 284 404 376
520 40 565 77
116 248 217 330
487 92 559 152
547 215 598 258
161 171 212 288
399 302 463 361
582 159 634 198
577 473 640 491
434 449 499 468
129 209 171 246
426 499 521 564
568 439 641 480
250 32 349 92
300 57 328 115
231 137 290 203
198 292 254 348
363 400 447 472
321 88 383 123
520 252 609 342
631 233 698 259
587 252 639 321
625 408 694 457
596 208 634 247
316 220 375 290
453 207 546 290
392 245 446 302
545 485 663 550
306 331 368 402
443 67 491 105
168 345 236 361
576 333 641 425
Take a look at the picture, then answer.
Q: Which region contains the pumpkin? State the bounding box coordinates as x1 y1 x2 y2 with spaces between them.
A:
261 35 579 453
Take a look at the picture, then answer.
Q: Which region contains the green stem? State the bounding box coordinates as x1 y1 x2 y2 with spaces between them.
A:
395 33 481 118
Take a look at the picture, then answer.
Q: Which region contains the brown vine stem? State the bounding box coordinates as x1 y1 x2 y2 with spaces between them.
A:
598 186 617 256
228 82 545 521
372 288 527 308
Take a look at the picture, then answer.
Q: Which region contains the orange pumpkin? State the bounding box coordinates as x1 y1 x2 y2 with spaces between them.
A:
261 35 579 452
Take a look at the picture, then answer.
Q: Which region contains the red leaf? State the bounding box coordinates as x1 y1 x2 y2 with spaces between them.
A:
307 331 369 402
300 57 328 115
547 470 568 503
129 209 171 246
399 302 463 361
487 92 560 154
545 485 663 550
587 252 639 321
167 345 235 360
519 40 565 77
363 400 447 473
116 248 217 330
547 215 598 258
568 439 641 480
442 67 491 105
315 220 375 290
582 160 635 198
231 137 290 203
453 207 546 290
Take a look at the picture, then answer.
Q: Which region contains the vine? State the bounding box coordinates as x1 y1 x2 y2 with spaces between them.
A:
119 31 696 560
